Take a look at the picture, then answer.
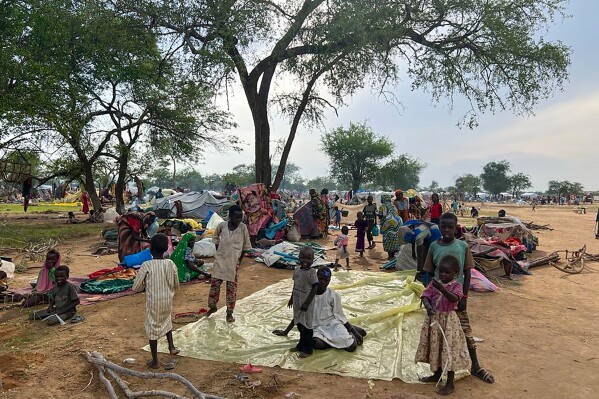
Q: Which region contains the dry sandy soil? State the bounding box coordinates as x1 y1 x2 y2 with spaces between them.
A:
1 202 598 399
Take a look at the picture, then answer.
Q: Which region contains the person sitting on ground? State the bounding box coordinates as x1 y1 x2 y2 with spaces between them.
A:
470 207 479 218
30 265 79 325
23 249 60 308
0 271 8 293
66 211 79 224
132 233 180 369
415 255 471 396
273 266 367 352
498 209 506 217
184 235 211 280
333 226 350 271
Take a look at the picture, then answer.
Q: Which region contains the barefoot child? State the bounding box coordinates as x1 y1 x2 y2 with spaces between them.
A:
334 206 342 228
415 255 471 396
30 265 79 325
132 233 180 369
206 204 251 323
354 212 368 257
285 247 319 358
423 212 495 384
334 226 350 271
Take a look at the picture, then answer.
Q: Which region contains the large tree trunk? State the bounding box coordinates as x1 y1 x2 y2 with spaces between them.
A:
252 97 272 188
83 164 102 213
114 153 128 214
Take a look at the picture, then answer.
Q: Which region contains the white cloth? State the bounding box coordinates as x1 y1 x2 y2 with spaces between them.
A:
132 259 179 340
0 260 16 279
211 222 251 282
312 288 354 349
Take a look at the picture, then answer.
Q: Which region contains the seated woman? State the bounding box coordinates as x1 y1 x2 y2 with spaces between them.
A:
22 249 60 308
171 233 211 283
273 266 366 352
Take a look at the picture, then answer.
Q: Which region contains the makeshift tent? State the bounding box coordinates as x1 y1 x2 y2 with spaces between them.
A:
238 183 276 237
153 191 231 219
348 191 393 205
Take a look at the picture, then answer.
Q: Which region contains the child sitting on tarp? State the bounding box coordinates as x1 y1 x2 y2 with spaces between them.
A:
30 265 80 325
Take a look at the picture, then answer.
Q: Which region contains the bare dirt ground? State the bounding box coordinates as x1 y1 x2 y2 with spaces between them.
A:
1 203 598 399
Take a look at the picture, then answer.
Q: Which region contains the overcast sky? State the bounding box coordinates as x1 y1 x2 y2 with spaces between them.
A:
198 1 597 192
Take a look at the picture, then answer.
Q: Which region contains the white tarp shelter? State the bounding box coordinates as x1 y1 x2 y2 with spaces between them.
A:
154 191 231 219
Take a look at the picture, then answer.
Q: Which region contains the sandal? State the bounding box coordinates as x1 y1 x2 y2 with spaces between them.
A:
164 358 178 370
472 367 495 383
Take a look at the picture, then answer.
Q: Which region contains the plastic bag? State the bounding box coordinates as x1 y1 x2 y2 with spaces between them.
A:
286 225 301 242
103 208 119 223
371 224 379 237
193 238 217 258
206 212 224 231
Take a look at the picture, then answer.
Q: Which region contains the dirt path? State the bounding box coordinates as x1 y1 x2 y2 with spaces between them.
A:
1 203 598 398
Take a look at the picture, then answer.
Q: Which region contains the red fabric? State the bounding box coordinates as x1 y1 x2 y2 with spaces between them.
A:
430 203 442 219
126 215 143 233
88 266 124 279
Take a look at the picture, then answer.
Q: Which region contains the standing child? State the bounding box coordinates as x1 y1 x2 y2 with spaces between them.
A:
362 196 378 249
30 265 79 325
334 226 350 271
334 206 342 228
415 255 471 396
287 247 319 358
422 212 495 384
132 233 180 369
206 205 251 323
354 212 369 257
430 193 442 225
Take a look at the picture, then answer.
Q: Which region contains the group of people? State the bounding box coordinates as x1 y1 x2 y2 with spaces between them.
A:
14 186 494 396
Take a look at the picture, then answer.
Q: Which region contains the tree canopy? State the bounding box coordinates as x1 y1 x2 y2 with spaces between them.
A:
455 174 482 198
118 0 571 190
547 180 584 200
480 161 511 195
375 154 426 191
320 122 394 192
508 173 532 197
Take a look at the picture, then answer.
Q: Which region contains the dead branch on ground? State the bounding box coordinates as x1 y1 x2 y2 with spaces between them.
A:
83 351 225 399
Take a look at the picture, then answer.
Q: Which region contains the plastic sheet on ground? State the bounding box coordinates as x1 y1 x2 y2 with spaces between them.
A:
148 271 429 382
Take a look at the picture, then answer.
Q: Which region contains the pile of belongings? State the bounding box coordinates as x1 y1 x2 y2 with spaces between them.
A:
255 242 332 269
238 183 277 238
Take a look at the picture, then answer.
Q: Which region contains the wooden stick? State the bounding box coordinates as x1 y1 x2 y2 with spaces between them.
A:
83 351 225 399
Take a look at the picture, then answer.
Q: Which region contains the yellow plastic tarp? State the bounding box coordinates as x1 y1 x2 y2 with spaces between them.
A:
149 271 429 382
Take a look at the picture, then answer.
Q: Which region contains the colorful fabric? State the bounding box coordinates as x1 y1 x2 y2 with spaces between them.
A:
310 192 327 238
238 183 276 237
430 202 442 220
209 262 240 311
171 233 200 283
379 194 403 253
80 268 138 294
117 211 154 262
35 253 61 293
293 201 316 237
415 310 471 372
334 234 349 249
132 259 179 340
469 269 499 292
421 280 463 312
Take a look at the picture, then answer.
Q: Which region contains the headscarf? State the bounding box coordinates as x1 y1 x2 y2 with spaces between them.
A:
35 251 61 293
170 233 198 282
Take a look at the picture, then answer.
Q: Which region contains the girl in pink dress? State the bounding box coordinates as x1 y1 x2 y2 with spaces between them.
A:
415 255 471 396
